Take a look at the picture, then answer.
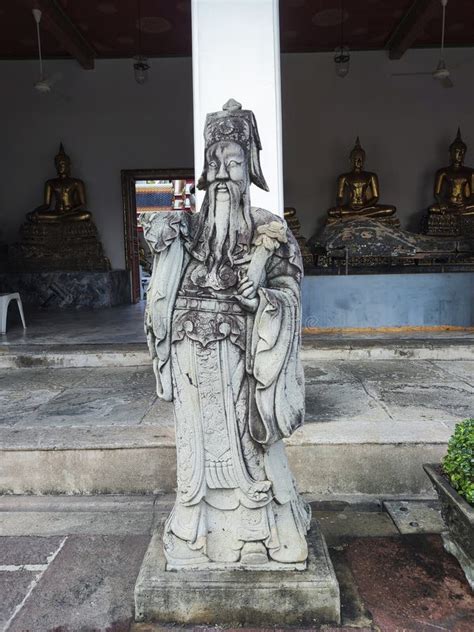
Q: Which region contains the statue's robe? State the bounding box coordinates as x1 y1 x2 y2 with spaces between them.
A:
141 207 310 565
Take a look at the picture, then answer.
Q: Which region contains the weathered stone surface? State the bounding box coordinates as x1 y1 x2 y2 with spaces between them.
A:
21 387 155 427
140 101 311 570
383 500 445 535
7 535 149 632
0 536 65 565
0 570 37 630
134 523 340 625
0 270 129 309
0 389 62 426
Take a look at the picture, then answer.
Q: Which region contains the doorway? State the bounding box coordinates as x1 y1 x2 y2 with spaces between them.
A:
121 168 195 303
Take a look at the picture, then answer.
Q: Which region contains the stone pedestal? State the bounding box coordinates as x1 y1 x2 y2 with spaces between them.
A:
10 220 110 272
134 522 340 626
425 212 474 238
0 270 130 309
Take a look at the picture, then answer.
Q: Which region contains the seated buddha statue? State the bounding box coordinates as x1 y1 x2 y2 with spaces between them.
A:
429 128 474 217
27 143 92 223
328 137 397 222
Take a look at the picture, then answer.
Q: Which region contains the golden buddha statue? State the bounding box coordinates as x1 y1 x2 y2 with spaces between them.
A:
328 137 397 223
10 143 110 272
27 143 92 223
429 129 474 217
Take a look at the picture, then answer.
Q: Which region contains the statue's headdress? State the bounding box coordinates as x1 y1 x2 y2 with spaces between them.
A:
449 127 467 153
199 98 269 191
350 136 366 161
55 142 70 164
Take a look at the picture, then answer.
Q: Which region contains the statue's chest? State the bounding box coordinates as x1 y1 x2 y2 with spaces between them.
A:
172 257 250 349
347 175 369 192
447 173 468 194
52 181 75 199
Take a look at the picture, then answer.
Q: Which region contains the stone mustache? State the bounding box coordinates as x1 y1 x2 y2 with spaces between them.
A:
141 99 310 570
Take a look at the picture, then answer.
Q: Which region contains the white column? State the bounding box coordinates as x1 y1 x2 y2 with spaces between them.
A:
191 0 283 217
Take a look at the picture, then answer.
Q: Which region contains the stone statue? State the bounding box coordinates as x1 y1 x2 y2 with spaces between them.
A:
328 137 398 224
430 129 474 216
141 99 310 569
27 144 92 223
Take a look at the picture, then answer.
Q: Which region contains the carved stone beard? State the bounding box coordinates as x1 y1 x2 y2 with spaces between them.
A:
197 176 252 271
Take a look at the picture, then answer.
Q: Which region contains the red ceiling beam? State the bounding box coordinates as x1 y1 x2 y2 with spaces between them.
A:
28 0 96 69
385 0 439 60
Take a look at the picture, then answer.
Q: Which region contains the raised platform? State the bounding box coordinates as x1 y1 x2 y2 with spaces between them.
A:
302 272 474 329
1 328 473 497
0 270 130 309
1 307 472 497
134 522 340 626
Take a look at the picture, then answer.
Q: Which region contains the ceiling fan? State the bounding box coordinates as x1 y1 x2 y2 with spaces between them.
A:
392 0 453 89
33 8 62 93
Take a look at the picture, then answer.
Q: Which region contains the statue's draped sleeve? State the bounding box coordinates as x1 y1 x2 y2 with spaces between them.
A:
249 229 305 446
140 212 186 401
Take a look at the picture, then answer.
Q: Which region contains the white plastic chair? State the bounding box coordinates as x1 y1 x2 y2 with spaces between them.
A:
0 293 27 334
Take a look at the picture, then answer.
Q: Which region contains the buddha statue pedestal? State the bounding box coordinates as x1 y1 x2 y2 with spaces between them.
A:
10 220 110 272
424 212 474 238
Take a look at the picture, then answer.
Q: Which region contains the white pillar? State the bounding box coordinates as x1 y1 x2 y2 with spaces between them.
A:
191 0 283 217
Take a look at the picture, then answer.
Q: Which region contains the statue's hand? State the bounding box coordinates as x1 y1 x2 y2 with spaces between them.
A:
235 275 259 313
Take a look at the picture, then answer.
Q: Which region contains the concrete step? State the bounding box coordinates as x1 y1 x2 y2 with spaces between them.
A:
2 354 470 497
0 420 447 497
1 334 473 368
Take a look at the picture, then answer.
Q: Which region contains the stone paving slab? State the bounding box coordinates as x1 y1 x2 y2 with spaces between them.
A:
305 381 391 423
8 534 150 632
366 381 474 423
0 389 62 426
432 360 474 387
0 569 37 631
383 499 445 535
18 388 155 427
0 367 85 390
345 535 474 631
314 511 398 546
303 361 360 384
0 494 156 513
0 536 65 565
346 359 452 383
0 510 157 537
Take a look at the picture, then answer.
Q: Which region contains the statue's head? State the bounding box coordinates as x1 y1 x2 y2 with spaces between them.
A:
191 100 268 265
449 128 467 166
350 137 366 171
198 99 268 193
54 143 71 176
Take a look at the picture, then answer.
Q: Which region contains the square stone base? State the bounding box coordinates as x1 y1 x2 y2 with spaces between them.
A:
134 523 340 626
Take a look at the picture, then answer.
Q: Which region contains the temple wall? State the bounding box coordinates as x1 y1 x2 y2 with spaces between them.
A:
0 48 473 269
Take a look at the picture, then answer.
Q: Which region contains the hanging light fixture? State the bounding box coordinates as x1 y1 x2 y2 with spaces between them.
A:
133 0 150 84
334 0 350 78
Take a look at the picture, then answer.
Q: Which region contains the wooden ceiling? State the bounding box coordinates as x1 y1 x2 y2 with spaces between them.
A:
1 1 473 68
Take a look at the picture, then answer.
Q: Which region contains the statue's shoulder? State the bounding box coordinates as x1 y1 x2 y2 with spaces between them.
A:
250 206 283 227
139 211 188 252
250 207 303 272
